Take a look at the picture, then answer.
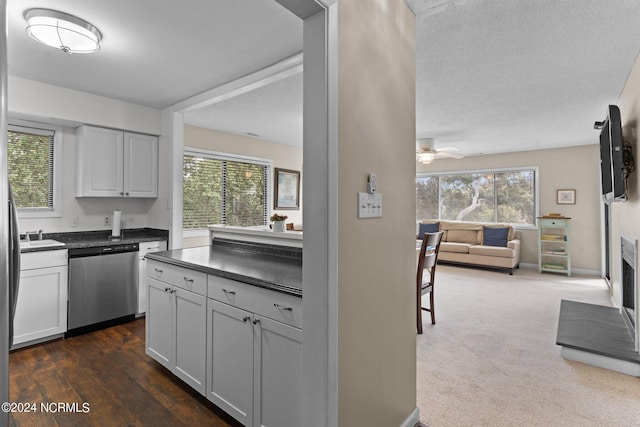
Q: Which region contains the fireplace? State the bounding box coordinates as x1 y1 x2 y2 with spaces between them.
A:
621 237 637 346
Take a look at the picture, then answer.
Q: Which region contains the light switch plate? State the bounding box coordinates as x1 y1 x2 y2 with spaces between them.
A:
358 192 383 218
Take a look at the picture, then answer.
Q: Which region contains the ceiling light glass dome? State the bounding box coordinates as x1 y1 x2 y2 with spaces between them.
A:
24 8 102 54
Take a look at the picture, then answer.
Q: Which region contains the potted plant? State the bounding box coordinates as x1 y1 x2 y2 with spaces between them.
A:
270 213 288 232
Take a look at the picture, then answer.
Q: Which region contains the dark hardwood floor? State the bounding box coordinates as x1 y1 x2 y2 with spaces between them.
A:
9 318 238 427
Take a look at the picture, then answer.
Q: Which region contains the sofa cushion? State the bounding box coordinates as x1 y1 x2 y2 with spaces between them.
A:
417 222 439 238
482 223 516 241
482 226 509 247
440 242 471 254
445 229 480 245
469 245 515 259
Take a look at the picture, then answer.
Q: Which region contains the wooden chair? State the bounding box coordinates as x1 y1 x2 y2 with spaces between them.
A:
417 231 444 334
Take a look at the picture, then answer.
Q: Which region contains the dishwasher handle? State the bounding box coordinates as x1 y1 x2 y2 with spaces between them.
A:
69 243 140 258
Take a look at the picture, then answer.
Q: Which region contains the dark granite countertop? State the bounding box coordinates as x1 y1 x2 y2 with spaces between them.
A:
146 239 302 298
20 228 169 253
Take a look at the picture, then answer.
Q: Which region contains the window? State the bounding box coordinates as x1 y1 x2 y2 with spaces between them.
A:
416 168 537 227
8 120 62 218
183 149 271 231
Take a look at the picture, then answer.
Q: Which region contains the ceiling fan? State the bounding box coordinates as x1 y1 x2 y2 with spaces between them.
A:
416 138 464 164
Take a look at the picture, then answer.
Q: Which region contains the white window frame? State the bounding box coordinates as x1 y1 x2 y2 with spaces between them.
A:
417 166 540 230
8 118 63 218
182 148 273 238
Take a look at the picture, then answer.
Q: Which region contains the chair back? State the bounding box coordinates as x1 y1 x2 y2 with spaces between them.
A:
417 231 443 287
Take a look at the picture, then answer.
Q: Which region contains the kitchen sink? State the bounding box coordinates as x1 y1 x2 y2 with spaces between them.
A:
20 239 65 249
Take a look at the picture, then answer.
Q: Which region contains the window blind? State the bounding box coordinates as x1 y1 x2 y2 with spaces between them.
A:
7 126 55 211
183 152 268 230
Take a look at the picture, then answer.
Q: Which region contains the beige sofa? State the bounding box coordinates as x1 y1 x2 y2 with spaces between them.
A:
418 220 521 274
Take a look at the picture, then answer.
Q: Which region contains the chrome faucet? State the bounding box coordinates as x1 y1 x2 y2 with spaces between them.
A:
24 229 44 241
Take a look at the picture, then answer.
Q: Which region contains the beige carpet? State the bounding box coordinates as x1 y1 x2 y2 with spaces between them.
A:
416 266 640 427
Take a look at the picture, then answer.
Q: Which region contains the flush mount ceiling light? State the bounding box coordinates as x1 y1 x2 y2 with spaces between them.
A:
24 8 102 54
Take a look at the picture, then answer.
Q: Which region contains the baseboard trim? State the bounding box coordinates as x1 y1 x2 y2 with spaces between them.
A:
519 263 601 276
561 347 640 377
400 407 420 427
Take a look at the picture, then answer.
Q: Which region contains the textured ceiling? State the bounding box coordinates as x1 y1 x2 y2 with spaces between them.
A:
7 0 640 156
412 0 640 156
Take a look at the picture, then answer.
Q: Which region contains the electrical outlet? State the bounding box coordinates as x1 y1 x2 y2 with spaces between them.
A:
104 216 111 226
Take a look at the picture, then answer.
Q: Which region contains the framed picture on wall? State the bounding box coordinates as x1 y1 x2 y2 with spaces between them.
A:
557 189 576 205
274 168 300 210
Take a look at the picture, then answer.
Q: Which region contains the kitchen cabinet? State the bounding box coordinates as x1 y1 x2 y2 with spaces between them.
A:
137 240 168 314
145 257 302 426
12 250 68 349
75 125 158 198
206 275 302 427
146 260 207 395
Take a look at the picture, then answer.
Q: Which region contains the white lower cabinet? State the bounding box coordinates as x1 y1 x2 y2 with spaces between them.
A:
207 300 254 425
146 261 207 395
138 240 167 314
146 259 302 426
207 276 303 427
252 314 303 427
13 250 68 349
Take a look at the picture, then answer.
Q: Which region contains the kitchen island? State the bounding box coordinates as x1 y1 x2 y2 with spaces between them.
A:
145 237 302 427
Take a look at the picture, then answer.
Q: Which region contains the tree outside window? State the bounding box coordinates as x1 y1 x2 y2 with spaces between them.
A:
416 169 536 226
183 152 268 230
7 125 55 212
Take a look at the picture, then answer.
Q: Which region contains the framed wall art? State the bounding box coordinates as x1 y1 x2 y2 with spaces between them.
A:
274 168 300 210
556 189 576 205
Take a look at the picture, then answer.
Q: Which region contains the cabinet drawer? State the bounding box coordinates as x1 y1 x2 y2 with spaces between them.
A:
140 240 166 253
147 260 207 296
539 218 569 227
21 250 68 271
208 275 302 329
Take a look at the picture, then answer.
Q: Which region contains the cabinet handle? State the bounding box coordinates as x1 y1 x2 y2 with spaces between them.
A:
274 303 293 311
183 276 194 283
252 318 261 325
155 268 163 273
125 192 129 196
242 316 250 322
120 192 124 196
164 287 171 293
222 288 236 296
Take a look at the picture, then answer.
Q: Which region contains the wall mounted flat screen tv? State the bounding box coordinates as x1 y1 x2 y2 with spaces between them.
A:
599 105 626 203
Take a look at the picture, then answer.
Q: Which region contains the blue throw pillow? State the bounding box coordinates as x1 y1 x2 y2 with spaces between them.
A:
483 227 509 247
418 222 439 238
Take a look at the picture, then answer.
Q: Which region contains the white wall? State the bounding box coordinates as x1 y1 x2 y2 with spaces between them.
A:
182 125 303 248
8 77 167 235
419 144 602 273
337 1 417 425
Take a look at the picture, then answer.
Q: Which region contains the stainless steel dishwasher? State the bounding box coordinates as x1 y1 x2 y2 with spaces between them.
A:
67 243 139 337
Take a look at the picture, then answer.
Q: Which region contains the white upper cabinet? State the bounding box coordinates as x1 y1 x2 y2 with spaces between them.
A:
76 125 158 198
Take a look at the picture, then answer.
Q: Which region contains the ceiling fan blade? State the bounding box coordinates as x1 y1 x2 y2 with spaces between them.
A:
434 151 464 160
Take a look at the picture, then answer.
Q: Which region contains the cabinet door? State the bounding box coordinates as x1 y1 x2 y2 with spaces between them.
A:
253 316 302 427
207 299 254 426
12 265 68 347
174 287 207 395
146 278 173 369
124 132 158 198
76 125 124 197
138 241 167 314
